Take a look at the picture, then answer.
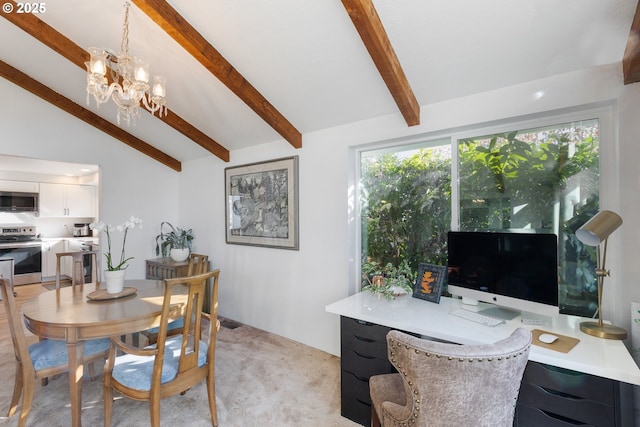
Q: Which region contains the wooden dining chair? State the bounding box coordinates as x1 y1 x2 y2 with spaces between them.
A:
55 250 99 289
103 270 221 427
142 253 209 345
0 278 110 427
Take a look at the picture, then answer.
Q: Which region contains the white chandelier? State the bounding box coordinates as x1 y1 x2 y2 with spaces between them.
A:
85 1 167 126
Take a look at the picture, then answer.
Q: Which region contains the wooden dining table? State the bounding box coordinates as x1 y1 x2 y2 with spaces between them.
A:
21 279 185 427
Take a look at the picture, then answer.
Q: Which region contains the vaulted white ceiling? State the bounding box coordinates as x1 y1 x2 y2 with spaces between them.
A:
1 0 638 170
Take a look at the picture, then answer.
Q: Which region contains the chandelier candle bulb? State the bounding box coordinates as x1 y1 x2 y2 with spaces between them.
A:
153 77 166 97
88 48 107 75
134 60 149 83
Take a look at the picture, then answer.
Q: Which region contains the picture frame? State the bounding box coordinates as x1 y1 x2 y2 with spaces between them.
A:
225 156 299 250
412 263 446 303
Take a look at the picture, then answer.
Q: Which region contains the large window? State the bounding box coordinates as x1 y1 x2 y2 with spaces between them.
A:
358 115 601 316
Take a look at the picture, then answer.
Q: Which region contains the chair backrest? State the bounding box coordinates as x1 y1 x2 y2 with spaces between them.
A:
186 253 209 276
154 270 220 382
0 278 35 378
55 251 99 289
382 328 531 427
0 258 14 301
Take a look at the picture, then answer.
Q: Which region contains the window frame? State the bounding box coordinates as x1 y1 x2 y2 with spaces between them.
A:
349 104 617 301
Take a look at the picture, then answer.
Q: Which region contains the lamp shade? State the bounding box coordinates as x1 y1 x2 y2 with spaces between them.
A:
575 210 622 246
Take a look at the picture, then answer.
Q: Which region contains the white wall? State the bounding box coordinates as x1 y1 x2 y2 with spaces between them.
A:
2 62 640 357
180 63 640 356
0 78 180 280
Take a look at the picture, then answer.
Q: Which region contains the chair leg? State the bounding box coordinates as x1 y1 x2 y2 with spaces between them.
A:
103 374 113 427
150 396 161 427
18 375 35 427
371 405 381 427
88 362 96 381
206 374 218 427
8 362 23 417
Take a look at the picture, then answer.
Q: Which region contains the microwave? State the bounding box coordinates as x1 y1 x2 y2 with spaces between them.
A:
0 191 38 212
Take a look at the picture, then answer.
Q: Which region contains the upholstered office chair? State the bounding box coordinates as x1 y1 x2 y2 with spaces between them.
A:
103 270 220 427
142 253 210 345
55 250 99 289
370 328 532 427
0 278 110 427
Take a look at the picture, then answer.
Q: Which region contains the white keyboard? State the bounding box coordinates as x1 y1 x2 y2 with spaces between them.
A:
450 308 505 327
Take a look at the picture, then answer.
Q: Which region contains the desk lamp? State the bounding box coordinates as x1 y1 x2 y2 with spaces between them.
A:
575 209 626 340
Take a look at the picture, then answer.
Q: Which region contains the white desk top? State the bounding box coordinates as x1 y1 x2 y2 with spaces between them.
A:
326 292 640 386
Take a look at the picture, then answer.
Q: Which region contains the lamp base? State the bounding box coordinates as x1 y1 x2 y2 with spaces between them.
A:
579 321 627 340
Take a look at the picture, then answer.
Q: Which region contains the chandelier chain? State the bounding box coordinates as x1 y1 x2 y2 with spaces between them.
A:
120 2 130 56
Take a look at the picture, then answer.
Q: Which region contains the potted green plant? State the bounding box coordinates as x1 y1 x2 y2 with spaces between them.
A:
155 222 194 262
361 260 415 300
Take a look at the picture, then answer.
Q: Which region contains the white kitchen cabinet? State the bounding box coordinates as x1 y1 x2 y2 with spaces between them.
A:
41 239 66 279
39 183 96 218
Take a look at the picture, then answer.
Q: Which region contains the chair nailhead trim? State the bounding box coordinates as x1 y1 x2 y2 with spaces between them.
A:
382 337 531 426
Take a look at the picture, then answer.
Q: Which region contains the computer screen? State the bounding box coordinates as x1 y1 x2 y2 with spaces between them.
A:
447 231 559 318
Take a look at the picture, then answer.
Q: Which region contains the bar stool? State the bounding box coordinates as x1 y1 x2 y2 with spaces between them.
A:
55 250 99 289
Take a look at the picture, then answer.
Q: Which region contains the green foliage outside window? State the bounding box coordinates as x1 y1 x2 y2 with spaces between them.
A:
360 119 600 316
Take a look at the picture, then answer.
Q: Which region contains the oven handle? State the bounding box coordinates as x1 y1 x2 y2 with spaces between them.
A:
0 241 41 249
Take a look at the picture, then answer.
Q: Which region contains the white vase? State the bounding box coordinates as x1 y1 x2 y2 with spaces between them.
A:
170 248 190 262
104 269 126 294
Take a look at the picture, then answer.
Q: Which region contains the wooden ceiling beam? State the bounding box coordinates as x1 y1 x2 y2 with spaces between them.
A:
341 0 420 126
0 60 182 171
132 0 302 149
623 0 640 85
1 2 230 162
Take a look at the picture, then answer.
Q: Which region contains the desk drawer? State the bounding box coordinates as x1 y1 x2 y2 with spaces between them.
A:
340 390 371 426
342 347 394 377
522 362 615 405
516 403 598 427
517 381 614 426
341 316 391 338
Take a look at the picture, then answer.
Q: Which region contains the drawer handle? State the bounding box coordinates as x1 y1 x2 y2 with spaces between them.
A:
343 369 369 382
354 334 376 343
355 398 372 408
537 409 590 425
353 350 376 360
537 363 585 378
539 385 584 401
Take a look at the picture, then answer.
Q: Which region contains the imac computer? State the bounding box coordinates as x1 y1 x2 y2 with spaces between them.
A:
447 231 559 320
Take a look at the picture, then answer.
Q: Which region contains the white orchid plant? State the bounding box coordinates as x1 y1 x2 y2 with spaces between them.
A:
90 216 143 271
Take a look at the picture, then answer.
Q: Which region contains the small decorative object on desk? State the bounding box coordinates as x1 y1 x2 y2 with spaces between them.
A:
412 263 446 303
362 260 415 300
90 216 143 294
154 221 193 262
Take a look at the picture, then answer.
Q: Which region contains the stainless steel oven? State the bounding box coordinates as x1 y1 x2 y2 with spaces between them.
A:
0 226 42 285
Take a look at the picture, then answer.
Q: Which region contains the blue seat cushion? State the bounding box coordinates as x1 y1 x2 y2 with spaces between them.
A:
29 338 110 371
144 317 184 335
112 336 207 391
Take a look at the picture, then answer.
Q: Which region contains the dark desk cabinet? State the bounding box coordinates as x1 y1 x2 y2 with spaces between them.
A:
514 362 633 427
339 315 633 427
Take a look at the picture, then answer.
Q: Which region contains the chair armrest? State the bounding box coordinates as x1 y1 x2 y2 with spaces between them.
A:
112 337 157 357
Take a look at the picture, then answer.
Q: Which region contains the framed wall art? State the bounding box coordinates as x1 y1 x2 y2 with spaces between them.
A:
225 156 299 250
412 263 446 303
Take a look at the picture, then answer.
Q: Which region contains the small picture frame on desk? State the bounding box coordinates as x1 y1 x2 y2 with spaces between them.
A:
412 263 446 303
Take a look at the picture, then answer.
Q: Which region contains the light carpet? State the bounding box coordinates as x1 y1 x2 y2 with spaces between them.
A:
0 322 359 427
